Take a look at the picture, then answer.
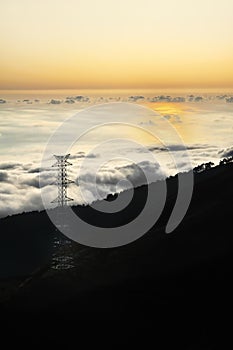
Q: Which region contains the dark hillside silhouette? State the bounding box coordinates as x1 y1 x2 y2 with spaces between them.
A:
0 162 233 347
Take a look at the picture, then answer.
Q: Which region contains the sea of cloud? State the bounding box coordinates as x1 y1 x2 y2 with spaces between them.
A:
0 92 232 217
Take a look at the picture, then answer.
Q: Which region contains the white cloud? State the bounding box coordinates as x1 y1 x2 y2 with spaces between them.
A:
139 120 155 126
76 160 164 204
219 147 233 158
49 99 62 104
0 94 232 218
0 161 22 170
0 171 8 182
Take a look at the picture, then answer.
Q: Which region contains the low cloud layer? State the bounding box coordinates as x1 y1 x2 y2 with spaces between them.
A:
0 161 56 217
0 94 232 218
76 160 164 204
1 94 233 106
0 141 230 218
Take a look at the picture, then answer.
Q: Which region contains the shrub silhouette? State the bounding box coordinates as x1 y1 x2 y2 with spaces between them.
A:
219 156 233 166
194 162 214 173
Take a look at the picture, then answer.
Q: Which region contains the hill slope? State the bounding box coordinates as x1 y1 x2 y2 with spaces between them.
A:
0 163 233 347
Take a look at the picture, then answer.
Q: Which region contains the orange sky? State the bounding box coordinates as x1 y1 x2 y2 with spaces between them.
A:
1 0 233 90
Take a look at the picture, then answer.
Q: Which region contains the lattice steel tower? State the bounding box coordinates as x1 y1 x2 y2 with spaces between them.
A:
51 154 74 206
51 154 74 270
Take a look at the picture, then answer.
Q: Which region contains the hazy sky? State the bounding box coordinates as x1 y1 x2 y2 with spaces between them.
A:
1 0 233 89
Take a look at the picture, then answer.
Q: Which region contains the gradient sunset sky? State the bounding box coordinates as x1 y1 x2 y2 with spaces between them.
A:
1 0 233 90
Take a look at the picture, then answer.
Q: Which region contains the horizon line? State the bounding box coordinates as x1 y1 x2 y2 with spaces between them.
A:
1 87 233 92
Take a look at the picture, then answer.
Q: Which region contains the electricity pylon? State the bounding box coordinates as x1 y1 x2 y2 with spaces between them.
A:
51 154 74 206
51 154 74 270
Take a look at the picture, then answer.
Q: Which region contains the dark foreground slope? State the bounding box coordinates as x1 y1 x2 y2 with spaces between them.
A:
0 163 233 347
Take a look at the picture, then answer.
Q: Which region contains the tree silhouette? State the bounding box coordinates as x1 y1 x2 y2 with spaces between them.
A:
205 162 214 170
219 156 233 166
194 162 214 173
